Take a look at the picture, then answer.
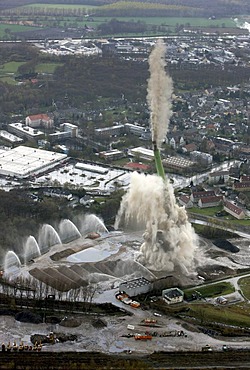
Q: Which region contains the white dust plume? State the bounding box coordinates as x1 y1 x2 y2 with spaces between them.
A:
115 40 198 273
147 39 173 148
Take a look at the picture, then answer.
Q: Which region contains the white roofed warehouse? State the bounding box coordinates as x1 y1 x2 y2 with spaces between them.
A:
119 277 152 297
0 146 67 178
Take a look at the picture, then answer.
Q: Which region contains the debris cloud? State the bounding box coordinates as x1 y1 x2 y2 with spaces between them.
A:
115 40 198 273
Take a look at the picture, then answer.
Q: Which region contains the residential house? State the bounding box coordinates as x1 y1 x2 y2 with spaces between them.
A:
182 143 197 154
233 182 250 192
223 200 245 219
190 190 215 204
162 288 184 304
178 195 193 208
240 175 250 183
198 195 223 208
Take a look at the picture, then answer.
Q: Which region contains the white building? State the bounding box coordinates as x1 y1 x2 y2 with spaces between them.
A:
129 147 154 161
208 170 230 185
8 123 44 142
0 146 67 178
0 130 23 144
162 288 184 304
60 122 78 138
26 114 54 129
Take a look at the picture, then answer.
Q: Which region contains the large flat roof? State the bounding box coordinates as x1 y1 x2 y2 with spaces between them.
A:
0 146 67 178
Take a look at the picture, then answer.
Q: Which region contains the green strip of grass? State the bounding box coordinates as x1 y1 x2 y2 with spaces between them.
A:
189 206 222 217
17 3 97 10
0 61 25 74
35 63 63 74
238 276 250 300
184 282 235 299
186 303 250 328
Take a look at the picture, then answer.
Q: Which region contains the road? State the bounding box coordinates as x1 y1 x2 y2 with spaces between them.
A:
190 218 250 240
171 160 240 189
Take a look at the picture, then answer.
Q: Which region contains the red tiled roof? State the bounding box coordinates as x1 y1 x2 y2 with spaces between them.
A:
200 195 223 204
234 182 250 190
224 200 244 215
179 195 191 204
192 191 215 199
240 175 250 182
125 162 150 171
28 114 50 121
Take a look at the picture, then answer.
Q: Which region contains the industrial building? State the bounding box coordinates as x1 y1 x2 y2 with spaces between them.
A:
129 147 154 161
119 277 152 297
162 156 195 173
8 123 44 142
94 125 125 138
49 122 79 143
0 130 23 144
0 146 67 178
99 149 125 161
75 162 109 174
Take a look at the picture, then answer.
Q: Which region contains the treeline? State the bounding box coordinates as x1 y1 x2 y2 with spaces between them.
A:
1 0 250 17
0 189 70 257
2 6 96 17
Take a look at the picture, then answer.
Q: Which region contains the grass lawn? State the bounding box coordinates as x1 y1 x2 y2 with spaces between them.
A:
184 282 235 300
0 76 17 85
0 61 25 74
0 61 26 84
35 63 63 74
189 206 222 217
238 276 250 300
186 303 250 328
0 23 43 39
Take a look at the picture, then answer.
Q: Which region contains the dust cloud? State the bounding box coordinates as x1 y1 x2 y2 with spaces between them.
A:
115 40 198 273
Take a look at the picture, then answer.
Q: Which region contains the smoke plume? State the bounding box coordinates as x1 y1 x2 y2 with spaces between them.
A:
115 40 198 273
147 39 173 148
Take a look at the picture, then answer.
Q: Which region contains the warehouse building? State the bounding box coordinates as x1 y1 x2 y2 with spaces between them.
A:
119 277 152 297
0 146 67 178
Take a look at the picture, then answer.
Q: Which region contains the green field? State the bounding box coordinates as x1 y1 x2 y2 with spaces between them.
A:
186 302 250 328
0 61 26 84
0 61 25 73
0 23 43 38
16 3 97 10
184 282 235 300
35 63 63 74
238 276 250 300
83 16 236 27
189 206 222 216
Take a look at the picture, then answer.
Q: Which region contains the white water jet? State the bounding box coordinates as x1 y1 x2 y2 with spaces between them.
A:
4 251 22 274
115 40 198 273
79 214 108 235
58 219 81 242
24 236 41 265
38 224 62 253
